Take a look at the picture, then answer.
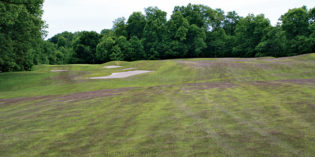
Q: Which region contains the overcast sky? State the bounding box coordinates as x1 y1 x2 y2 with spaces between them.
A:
43 0 315 38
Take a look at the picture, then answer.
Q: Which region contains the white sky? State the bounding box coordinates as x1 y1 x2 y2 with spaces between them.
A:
43 0 315 38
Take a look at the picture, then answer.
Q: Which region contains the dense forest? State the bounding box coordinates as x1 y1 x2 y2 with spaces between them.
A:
1 1 315 72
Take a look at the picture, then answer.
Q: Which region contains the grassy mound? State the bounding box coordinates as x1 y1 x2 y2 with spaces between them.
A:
0 54 314 156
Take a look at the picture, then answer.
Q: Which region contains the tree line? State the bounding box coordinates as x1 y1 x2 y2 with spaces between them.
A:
1 2 315 72
0 0 45 72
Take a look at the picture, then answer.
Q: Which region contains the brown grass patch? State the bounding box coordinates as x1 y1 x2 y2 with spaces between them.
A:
277 79 315 85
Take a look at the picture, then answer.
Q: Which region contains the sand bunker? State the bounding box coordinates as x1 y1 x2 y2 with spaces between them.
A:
90 70 152 79
51 70 68 72
104 66 122 69
123 68 135 70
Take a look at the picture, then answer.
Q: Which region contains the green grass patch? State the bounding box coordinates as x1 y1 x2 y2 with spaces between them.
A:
0 54 314 156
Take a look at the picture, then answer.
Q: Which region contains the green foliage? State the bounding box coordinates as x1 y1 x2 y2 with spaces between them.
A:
47 31 76 64
110 45 124 61
113 17 127 37
96 36 115 63
280 6 314 54
255 26 287 57
73 31 101 63
165 11 190 58
233 14 271 57
223 11 241 36
125 36 146 61
142 7 168 59
0 0 45 72
3 3 314 71
49 31 74 48
174 4 207 29
309 22 315 52
281 6 309 39
127 12 146 39
205 28 227 57
186 24 207 57
167 11 189 41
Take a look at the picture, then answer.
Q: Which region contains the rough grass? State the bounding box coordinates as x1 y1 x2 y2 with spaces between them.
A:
0 54 314 156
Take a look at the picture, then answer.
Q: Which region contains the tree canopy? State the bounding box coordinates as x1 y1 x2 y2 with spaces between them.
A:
1 3 315 72
0 0 45 72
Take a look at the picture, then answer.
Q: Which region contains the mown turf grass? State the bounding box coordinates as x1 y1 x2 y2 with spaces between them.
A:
0 54 314 156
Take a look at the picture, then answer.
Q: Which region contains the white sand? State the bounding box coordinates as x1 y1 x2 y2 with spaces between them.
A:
104 66 122 69
51 70 68 72
123 68 135 70
90 70 152 79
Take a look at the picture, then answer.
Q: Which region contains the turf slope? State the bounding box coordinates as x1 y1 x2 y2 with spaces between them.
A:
0 54 315 156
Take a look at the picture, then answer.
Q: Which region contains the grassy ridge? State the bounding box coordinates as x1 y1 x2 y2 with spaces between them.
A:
0 54 314 156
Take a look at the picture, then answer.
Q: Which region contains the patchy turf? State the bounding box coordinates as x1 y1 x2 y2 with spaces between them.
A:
0 54 314 157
